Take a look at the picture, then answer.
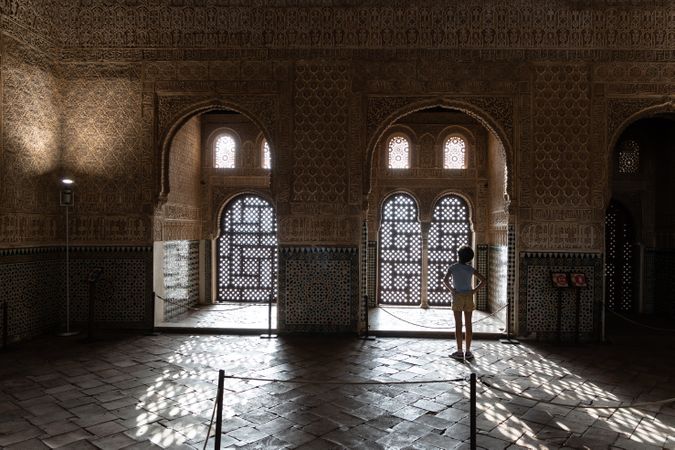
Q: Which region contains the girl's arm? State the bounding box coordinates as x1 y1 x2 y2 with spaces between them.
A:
443 269 456 295
472 270 487 293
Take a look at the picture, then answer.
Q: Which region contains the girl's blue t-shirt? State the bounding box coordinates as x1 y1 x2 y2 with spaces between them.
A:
447 263 475 293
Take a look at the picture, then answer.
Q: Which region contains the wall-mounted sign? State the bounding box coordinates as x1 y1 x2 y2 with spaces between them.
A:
570 273 587 288
551 272 569 288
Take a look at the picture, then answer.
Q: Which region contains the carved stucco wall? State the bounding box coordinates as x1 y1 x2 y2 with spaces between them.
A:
50 1 675 54
487 131 507 246
2 1 675 336
162 115 202 241
0 34 60 246
59 63 153 244
519 63 599 252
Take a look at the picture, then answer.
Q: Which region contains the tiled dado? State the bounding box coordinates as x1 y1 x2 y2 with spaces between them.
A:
0 246 153 344
519 252 603 341
163 240 200 321
0 247 63 343
278 247 359 333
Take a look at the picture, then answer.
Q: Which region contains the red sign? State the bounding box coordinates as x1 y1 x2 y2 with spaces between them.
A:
551 272 569 288
570 273 587 288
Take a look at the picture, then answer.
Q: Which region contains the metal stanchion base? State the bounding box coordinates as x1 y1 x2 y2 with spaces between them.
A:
260 334 277 339
57 331 80 337
500 338 520 345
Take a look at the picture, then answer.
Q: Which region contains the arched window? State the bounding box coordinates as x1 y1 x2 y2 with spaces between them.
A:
443 136 466 169
261 139 271 169
214 133 237 168
387 135 410 169
618 140 639 174
378 194 422 305
217 195 278 302
428 195 472 306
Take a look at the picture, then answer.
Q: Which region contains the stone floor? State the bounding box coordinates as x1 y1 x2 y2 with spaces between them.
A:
1 330 674 449
157 305 506 336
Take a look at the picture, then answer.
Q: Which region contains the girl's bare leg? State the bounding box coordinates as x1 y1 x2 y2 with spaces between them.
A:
453 310 464 352
464 310 473 352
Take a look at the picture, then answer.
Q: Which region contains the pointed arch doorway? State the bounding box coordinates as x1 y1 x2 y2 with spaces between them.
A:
365 105 512 336
605 114 675 338
153 107 279 332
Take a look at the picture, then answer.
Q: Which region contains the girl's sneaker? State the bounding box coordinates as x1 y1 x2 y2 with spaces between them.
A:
450 351 464 361
464 351 474 360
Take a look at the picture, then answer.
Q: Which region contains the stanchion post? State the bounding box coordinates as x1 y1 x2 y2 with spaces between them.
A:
2 302 7 350
360 295 375 341
470 372 477 450
215 369 224 450
260 293 277 339
500 294 520 345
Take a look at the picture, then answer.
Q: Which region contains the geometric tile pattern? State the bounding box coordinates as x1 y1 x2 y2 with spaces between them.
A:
278 247 358 332
163 241 200 321
519 252 603 342
0 248 62 343
476 244 489 311
487 245 508 321
0 245 152 341
67 247 153 328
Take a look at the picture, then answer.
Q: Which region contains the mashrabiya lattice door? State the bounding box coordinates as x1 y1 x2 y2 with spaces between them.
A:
378 194 422 305
428 195 471 306
217 195 278 303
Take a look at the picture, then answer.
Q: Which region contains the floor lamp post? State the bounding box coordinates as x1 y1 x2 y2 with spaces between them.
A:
59 178 78 336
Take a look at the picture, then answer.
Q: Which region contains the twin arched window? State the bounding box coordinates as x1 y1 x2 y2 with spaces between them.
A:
386 134 467 169
214 133 272 170
378 193 471 306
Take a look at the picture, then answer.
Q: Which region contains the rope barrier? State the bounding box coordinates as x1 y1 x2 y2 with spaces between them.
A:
220 373 469 385
155 294 267 312
377 304 508 330
209 371 477 449
479 377 675 410
607 309 675 332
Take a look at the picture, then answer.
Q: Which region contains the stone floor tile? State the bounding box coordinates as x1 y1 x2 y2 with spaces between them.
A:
5 438 51 449
90 432 138 450
41 429 94 449
414 432 463 449
86 421 129 437
38 419 81 436
443 420 474 440
375 430 420 449
436 406 469 422
323 429 372 448
301 417 339 436
295 438 346 450
0 425 43 447
392 405 427 421
275 426 316 446
476 432 511 449
225 425 267 445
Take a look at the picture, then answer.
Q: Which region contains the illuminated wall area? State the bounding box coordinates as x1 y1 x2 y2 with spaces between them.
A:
2 1 675 340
